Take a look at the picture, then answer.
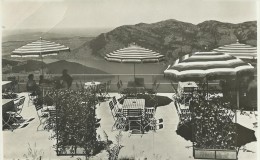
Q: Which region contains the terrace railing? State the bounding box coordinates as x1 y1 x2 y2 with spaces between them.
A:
2 73 178 93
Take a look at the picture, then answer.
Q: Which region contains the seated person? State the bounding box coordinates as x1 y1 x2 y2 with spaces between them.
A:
60 69 73 89
26 74 41 96
39 75 52 85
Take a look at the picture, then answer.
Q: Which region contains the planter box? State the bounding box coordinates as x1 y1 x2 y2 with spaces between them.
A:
194 148 237 160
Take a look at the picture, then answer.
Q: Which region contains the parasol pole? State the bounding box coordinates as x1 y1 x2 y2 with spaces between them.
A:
40 37 44 76
134 63 136 82
236 74 240 116
207 80 209 100
40 53 44 75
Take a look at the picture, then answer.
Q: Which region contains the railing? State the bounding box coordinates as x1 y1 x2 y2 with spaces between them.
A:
2 73 177 93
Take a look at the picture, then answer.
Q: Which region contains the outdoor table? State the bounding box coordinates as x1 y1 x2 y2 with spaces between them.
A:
2 81 12 92
122 99 145 117
84 81 101 90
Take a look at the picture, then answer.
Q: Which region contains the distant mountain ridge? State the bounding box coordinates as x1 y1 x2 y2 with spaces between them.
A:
2 59 109 74
90 19 257 60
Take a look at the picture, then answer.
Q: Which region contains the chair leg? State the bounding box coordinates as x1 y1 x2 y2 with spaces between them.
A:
37 118 47 131
2 120 14 132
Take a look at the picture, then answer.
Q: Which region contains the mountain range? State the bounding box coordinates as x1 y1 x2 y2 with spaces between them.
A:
90 19 257 60
2 59 109 74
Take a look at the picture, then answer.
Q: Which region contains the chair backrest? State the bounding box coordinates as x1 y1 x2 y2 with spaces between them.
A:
109 101 114 111
174 101 181 115
18 96 26 106
157 118 163 124
112 96 117 105
145 107 154 113
145 107 155 118
157 124 163 130
34 104 43 111
49 110 57 118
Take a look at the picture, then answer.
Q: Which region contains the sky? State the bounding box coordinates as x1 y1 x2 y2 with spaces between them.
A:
1 0 258 31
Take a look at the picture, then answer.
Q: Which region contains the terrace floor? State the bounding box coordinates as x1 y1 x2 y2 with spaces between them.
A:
2 92 258 160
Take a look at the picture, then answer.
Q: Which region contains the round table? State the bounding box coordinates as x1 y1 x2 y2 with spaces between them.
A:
84 81 101 89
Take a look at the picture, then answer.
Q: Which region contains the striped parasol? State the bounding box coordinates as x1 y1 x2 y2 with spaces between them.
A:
105 44 164 63
11 37 70 74
164 51 254 109
164 52 254 81
213 40 257 60
105 43 164 81
11 37 70 57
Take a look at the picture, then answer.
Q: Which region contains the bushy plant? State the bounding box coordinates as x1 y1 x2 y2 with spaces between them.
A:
44 89 100 159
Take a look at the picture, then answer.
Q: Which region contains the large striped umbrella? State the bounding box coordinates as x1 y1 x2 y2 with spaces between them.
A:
105 43 164 80
105 44 164 63
11 37 70 57
164 52 254 108
11 37 70 74
164 52 254 81
213 40 257 60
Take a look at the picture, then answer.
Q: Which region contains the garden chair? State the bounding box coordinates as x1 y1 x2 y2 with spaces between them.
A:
112 96 122 111
110 101 127 131
2 112 15 131
143 107 156 131
145 107 155 119
109 101 123 119
34 104 49 131
5 96 26 123
180 109 191 123
13 96 26 120
127 109 144 136
46 109 57 131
